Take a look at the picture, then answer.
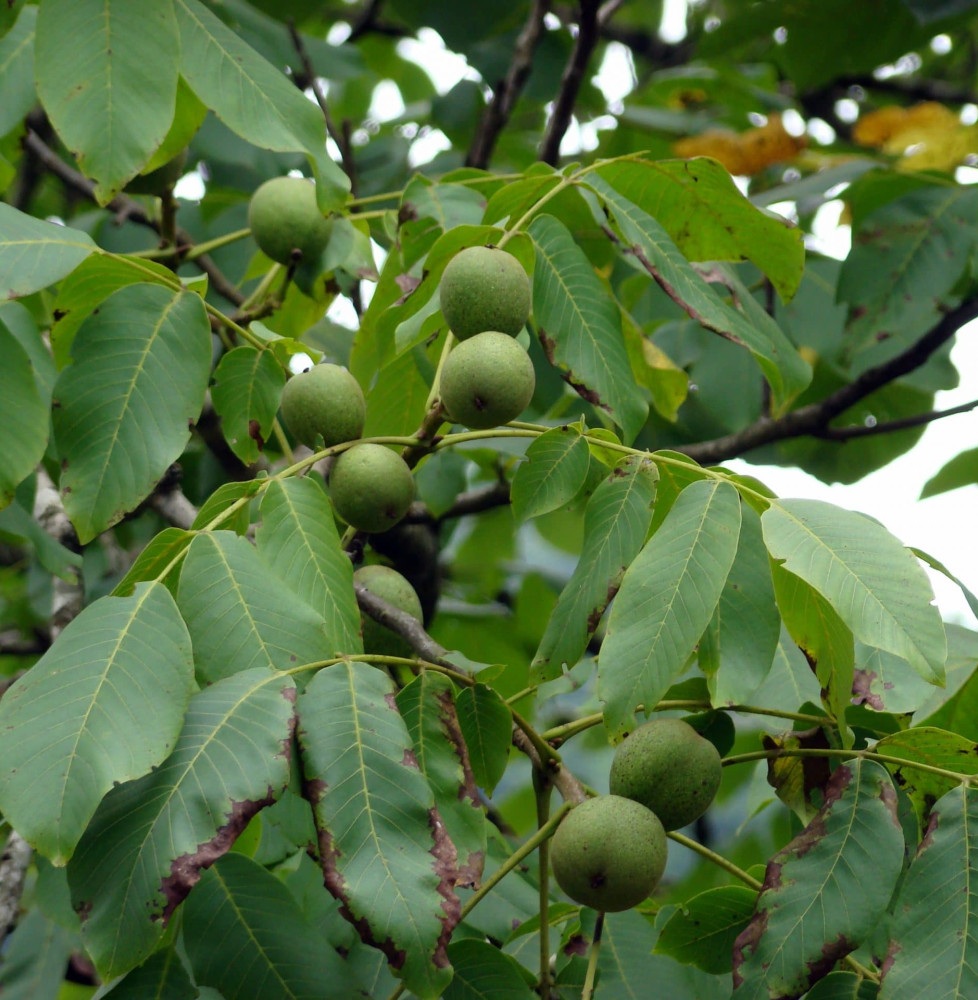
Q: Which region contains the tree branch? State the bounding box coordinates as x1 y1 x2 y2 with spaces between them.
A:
353 584 586 803
147 464 199 530
21 130 246 307
815 397 978 441
467 0 550 169
678 296 978 465
539 0 603 165
0 831 32 951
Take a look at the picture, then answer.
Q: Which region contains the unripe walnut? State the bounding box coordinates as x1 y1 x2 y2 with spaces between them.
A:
353 565 423 658
439 332 535 430
329 443 415 534
280 364 365 450
248 176 332 266
550 795 667 912
609 718 722 831
439 246 531 340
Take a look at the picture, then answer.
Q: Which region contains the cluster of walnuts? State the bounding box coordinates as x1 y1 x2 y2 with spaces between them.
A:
246 177 542 655
551 719 723 912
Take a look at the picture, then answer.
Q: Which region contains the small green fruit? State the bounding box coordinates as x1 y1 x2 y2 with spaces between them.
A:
280 364 365 449
439 246 531 340
440 332 535 430
609 718 722 831
248 176 332 266
353 565 423 658
551 795 667 912
330 443 415 534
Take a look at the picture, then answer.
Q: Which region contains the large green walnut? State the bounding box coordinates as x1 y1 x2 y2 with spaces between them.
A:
440 332 535 430
550 795 667 912
329 443 415 534
439 246 531 340
609 718 723 831
280 364 365 449
248 176 332 266
353 565 423 658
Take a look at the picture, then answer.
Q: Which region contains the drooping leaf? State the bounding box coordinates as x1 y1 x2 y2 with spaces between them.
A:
297 661 459 1000
455 682 512 795
599 479 741 740
0 583 194 865
532 454 658 681
878 783 978 999
442 939 536 1000
733 759 904 999
67 668 297 980
510 424 591 524
177 531 336 684
592 156 805 300
397 672 487 889
655 885 757 974
34 0 179 202
209 346 286 466
587 174 811 415
0 324 47 509
52 283 211 543
528 213 648 442
182 852 364 1000
699 505 780 706
174 0 349 209
850 642 936 716
762 499 946 684
0 203 96 300
874 728 978 827
255 477 362 657
0 5 37 138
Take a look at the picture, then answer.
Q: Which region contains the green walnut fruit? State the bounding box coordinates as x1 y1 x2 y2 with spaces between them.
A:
439 246 531 340
551 795 667 912
353 565 423 658
440 332 535 430
280 364 365 449
248 176 332 266
329 443 415 534
609 718 722 831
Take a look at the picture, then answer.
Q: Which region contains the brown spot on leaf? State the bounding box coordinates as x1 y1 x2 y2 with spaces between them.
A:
732 905 768 986
402 746 421 770
564 933 589 957
248 419 265 450
427 807 461 970
851 669 884 710
158 790 278 923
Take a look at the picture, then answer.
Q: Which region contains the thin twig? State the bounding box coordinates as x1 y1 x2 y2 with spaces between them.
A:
467 0 551 169
21 130 246 306
539 0 603 165
814 397 978 441
679 295 978 465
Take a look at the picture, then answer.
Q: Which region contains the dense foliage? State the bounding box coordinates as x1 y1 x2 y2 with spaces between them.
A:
2 1 978 998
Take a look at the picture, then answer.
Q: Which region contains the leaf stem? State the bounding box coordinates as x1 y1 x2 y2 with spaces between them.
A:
459 802 572 921
581 910 605 1000
724 746 975 783
668 831 763 891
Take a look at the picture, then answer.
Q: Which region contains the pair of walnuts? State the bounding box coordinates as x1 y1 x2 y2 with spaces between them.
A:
551 718 723 912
